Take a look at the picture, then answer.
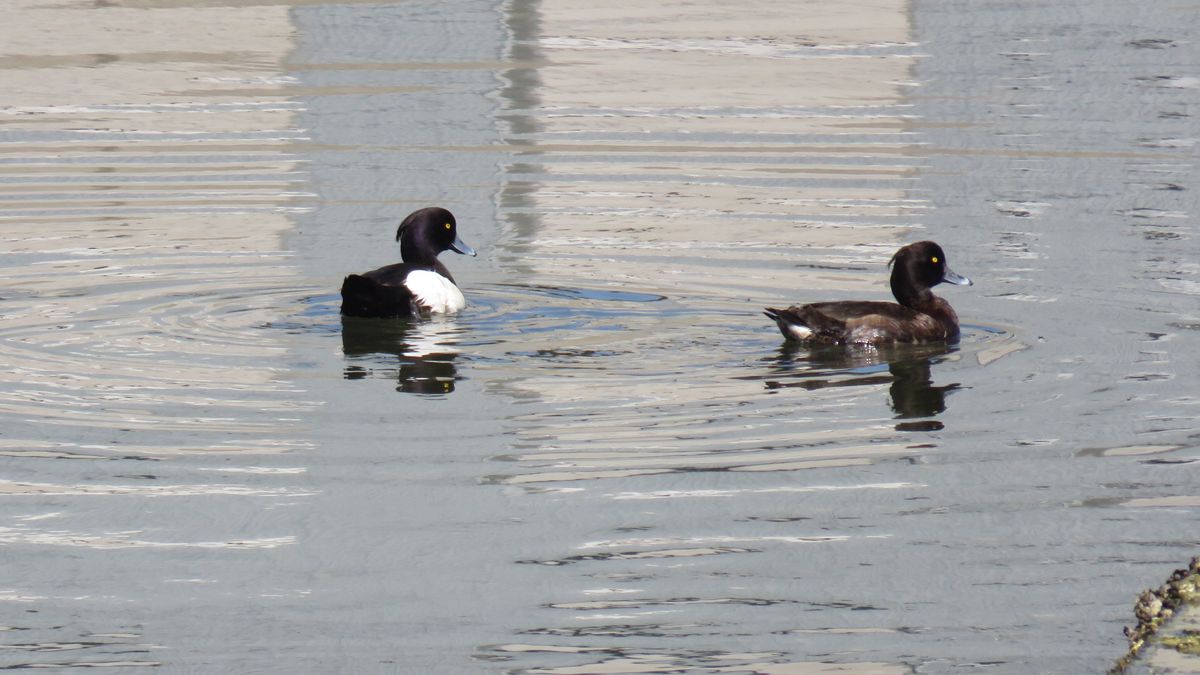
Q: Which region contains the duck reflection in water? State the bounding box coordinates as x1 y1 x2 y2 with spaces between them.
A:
764 343 960 431
341 316 462 395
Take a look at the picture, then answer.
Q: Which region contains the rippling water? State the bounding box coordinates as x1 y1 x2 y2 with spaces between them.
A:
1 0 1198 673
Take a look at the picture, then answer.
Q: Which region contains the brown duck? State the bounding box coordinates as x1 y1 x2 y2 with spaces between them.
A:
765 241 972 345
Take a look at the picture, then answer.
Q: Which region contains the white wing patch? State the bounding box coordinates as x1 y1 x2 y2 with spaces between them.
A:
404 270 466 314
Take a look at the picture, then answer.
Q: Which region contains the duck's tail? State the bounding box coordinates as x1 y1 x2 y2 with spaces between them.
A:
764 306 815 342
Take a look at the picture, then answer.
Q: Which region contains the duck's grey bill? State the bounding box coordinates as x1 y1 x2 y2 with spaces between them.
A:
943 268 972 286
451 234 477 257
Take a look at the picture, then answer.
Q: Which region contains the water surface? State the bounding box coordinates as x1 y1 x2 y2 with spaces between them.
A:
0 0 1197 673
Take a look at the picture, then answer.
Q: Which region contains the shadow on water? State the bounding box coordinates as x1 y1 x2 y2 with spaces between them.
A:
759 342 961 431
341 316 463 395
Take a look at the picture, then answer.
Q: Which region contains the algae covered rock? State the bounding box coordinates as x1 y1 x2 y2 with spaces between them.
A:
1112 556 1200 673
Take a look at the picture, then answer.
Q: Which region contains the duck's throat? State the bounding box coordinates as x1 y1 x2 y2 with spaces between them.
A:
891 278 933 310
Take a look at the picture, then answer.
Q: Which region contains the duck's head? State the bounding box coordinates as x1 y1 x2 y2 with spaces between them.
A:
396 207 477 264
889 241 971 304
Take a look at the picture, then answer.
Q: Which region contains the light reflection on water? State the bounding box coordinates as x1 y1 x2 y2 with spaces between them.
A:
0 2 317 670
474 0 1195 673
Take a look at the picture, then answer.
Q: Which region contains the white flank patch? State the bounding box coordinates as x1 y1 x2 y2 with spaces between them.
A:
772 319 811 338
786 323 813 340
404 270 466 314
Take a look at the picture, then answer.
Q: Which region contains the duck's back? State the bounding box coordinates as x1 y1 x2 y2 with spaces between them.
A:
340 263 421 318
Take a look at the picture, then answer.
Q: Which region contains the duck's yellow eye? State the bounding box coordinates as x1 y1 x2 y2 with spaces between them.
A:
931 256 939 264
444 222 452 230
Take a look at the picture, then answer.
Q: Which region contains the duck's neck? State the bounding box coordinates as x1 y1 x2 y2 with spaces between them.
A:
400 238 437 269
891 275 933 310
891 272 959 337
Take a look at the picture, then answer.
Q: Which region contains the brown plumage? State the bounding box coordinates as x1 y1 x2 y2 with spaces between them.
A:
764 241 972 345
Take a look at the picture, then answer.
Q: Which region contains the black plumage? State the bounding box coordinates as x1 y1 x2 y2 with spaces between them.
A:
340 207 476 318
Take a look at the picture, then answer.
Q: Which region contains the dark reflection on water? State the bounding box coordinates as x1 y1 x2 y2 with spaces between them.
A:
888 357 959 429
340 316 462 395
759 342 960 428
